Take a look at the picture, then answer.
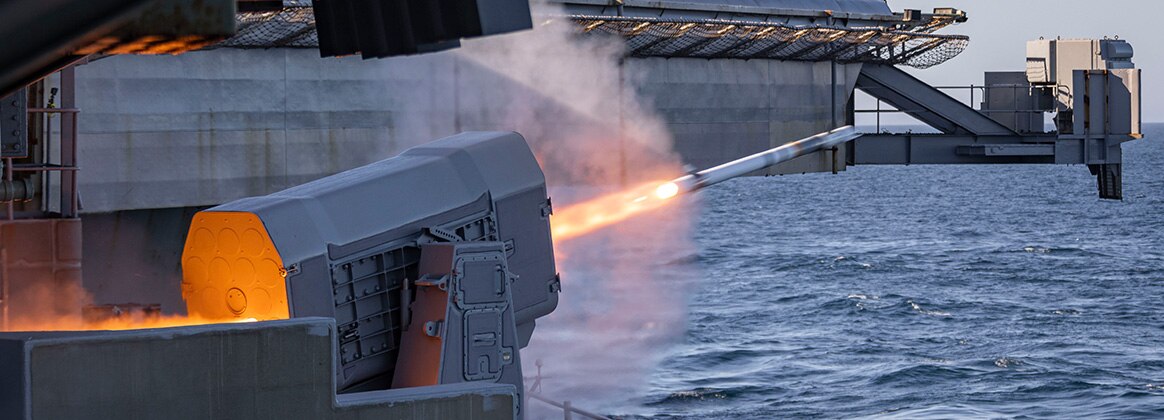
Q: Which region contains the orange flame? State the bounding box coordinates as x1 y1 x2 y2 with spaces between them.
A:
1 314 256 332
551 180 684 242
654 182 680 200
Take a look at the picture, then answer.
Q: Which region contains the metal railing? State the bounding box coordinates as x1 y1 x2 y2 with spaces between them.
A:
524 360 612 420
15 107 80 219
0 68 81 332
857 83 1060 133
526 393 612 420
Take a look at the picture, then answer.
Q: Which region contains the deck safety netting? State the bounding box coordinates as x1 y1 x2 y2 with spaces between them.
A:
210 5 968 69
214 5 318 48
572 16 968 69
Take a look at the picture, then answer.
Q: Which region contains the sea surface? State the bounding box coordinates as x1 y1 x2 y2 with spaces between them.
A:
530 124 1164 419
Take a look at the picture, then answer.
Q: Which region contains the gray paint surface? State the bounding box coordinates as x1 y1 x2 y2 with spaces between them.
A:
638 58 860 174
81 207 202 314
857 63 1015 136
74 48 858 213
201 132 558 391
0 318 516 419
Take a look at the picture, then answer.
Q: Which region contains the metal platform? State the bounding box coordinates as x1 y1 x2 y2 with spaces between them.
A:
568 16 967 68
209 2 968 68
0 318 517 419
850 40 1142 200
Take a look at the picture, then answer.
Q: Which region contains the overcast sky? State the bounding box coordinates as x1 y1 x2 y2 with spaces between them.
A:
867 0 1158 123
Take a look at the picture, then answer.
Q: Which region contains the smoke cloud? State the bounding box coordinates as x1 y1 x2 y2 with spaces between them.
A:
0 277 231 332
454 8 680 186
0 273 89 331
454 4 703 414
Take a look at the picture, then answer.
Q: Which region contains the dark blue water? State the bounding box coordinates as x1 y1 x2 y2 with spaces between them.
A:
632 126 1164 418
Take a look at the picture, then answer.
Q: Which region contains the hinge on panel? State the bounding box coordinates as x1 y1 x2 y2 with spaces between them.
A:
548 274 561 293
540 198 553 218
424 320 443 337
415 274 450 290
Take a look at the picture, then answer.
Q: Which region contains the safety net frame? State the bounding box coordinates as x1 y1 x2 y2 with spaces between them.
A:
209 5 968 69
570 15 968 69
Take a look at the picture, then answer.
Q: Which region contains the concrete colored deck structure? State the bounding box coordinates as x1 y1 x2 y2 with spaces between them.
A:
74 48 858 213
0 318 516 419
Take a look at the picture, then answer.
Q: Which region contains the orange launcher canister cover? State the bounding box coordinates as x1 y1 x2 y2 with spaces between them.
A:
181 211 290 321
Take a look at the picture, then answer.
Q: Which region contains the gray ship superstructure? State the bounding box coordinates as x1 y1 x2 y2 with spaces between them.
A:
0 1 1148 418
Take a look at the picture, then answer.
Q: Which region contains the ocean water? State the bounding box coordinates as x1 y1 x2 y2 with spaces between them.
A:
621 125 1164 419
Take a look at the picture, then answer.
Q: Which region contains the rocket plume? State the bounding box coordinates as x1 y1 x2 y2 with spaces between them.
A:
550 126 860 243
550 179 684 242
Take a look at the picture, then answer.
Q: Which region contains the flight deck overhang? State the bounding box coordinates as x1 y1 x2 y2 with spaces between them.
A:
208 1 969 68
551 0 970 68
550 0 942 27
0 0 238 97
566 15 968 68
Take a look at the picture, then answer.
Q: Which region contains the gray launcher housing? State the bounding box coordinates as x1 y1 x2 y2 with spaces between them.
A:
205 131 559 392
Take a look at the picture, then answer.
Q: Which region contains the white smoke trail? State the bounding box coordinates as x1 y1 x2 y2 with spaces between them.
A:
452 4 703 414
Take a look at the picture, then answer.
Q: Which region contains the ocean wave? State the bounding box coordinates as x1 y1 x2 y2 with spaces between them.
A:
907 300 952 317
625 133 1164 418
647 384 773 406
868 364 980 386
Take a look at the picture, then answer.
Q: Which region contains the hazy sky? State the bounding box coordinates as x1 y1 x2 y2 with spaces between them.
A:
871 0 1158 123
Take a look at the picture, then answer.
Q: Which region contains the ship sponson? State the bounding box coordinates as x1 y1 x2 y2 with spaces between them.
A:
559 0 893 16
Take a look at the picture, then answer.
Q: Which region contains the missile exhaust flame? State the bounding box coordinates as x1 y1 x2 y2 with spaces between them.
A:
0 314 257 332
550 126 860 242
0 278 263 333
655 182 680 200
550 180 684 242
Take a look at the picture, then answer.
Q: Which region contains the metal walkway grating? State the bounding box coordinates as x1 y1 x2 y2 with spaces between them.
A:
206 5 967 68
571 15 969 69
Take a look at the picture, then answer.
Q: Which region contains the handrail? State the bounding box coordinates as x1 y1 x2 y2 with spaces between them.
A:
524 359 612 420
526 392 613 420
857 82 1061 133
